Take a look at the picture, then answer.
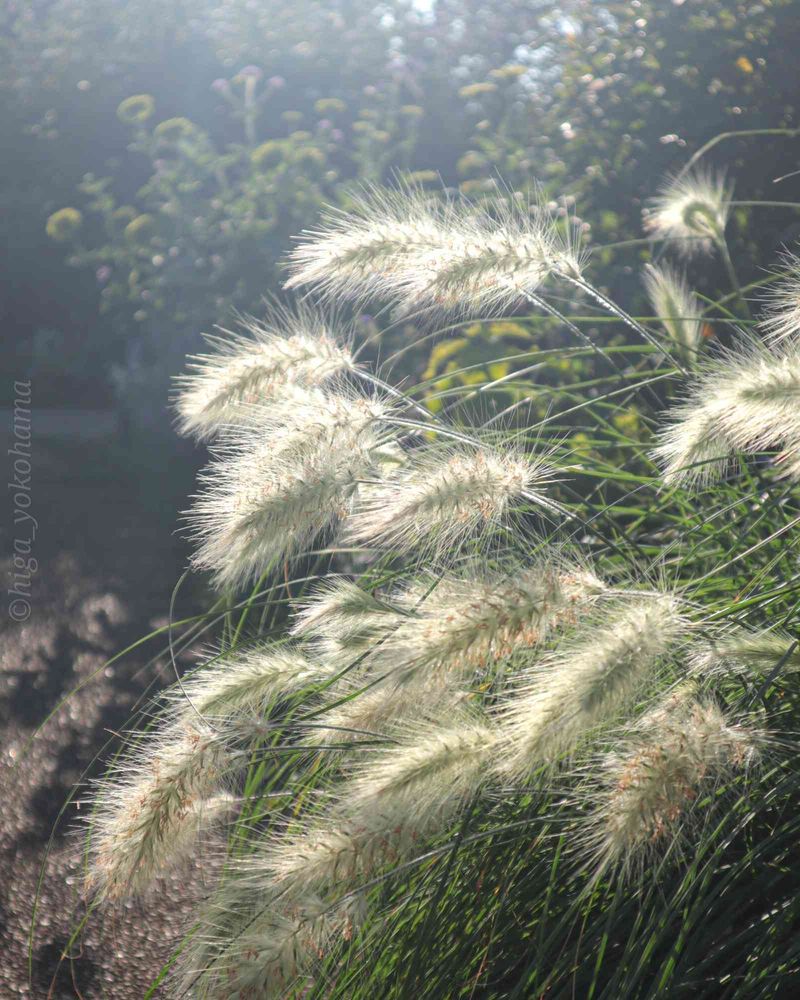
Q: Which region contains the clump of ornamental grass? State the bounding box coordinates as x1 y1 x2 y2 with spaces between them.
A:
653 336 800 485
75 167 800 999
174 305 355 441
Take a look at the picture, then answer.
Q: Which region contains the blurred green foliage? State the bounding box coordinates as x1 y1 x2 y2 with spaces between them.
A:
2 0 800 421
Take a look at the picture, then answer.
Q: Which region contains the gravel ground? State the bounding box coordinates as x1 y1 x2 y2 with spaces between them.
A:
0 436 210 998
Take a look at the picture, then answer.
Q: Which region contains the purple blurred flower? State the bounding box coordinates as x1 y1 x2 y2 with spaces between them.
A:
96 265 112 285
331 128 344 142
238 65 263 81
211 78 231 95
268 75 286 89
318 118 332 130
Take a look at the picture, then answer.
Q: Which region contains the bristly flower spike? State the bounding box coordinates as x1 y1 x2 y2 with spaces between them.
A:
373 561 607 686
285 184 585 317
284 185 450 303
654 337 800 486
170 644 336 719
86 720 235 902
690 627 800 678
644 168 731 257
497 593 686 779
643 262 704 367
174 305 354 441
254 712 494 897
582 697 762 879
186 385 392 590
760 248 800 344
344 440 560 561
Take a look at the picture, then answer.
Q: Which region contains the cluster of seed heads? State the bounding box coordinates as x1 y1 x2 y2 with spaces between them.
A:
82 176 794 998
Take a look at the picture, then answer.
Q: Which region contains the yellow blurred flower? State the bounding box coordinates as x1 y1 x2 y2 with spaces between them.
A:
458 82 498 98
117 94 155 126
46 207 82 242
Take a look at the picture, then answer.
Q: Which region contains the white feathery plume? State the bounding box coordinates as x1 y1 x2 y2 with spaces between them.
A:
86 720 235 901
644 168 731 256
387 197 585 317
291 578 390 636
290 579 435 745
582 697 762 877
343 713 496 826
760 248 800 343
304 673 464 747
256 713 493 896
344 441 559 560
171 644 336 719
374 562 607 685
187 386 392 590
496 593 686 779
285 185 449 302
285 185 584 316
174 306 354 441
653 338 800 486
643 262 704 366
690 627 800 678
177 883 365 1000
290 577 401 665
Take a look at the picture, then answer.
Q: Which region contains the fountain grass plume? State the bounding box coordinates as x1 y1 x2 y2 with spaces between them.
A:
582 697 762 879
653 336 800 486
254 711 494 897
690 627 800 678
297 560 605 745
375 560 607 684
173 304 354 441
187 384 392 590
344 439 560 562
170 643 336 719
290 577 402 666
284 184 450 302
644 168 731 256
496 592 687 779
760 248 800 343
643 262 704 367
176 884 364 1000
342 711 495 826
302 674 464 747
285 184 585 317
86 719 235 902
